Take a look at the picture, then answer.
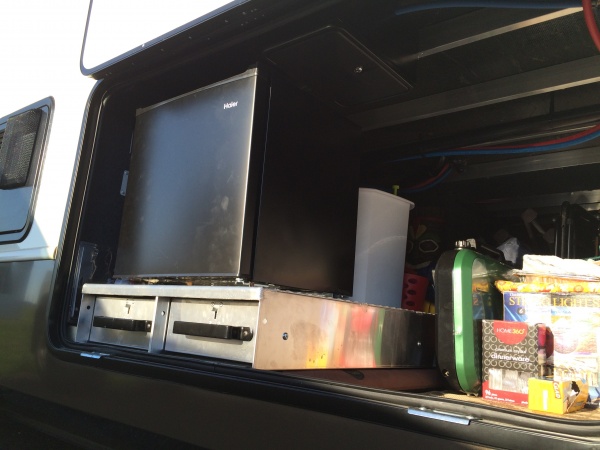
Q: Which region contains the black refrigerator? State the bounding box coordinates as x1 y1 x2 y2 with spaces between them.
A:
114 68 360 295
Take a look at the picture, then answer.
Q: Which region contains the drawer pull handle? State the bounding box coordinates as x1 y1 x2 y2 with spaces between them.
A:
173 321 253 342
92 316 152 332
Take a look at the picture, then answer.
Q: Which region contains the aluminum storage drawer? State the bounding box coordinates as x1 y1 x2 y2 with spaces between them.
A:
165 298 259 363
76 295 155 349
76 284 435 370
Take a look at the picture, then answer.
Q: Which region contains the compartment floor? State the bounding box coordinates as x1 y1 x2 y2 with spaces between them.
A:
443 392 600 421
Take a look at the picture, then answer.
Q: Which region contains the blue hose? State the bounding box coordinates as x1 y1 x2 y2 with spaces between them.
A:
395 1 582 16
392 0 588 189
394 127 600 162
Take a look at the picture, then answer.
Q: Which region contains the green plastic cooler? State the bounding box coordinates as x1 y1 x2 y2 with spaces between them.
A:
434 246 512 395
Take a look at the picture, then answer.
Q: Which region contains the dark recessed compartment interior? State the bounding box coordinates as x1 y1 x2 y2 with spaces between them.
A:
58 2 600 422
264 27 412 107
63 2 600 336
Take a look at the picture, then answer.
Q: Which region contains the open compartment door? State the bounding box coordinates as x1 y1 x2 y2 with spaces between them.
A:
80 0 244 77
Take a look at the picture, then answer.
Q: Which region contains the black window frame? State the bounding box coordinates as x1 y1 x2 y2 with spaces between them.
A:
0 97 53 244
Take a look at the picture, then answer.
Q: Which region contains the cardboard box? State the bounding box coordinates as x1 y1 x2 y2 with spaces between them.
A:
482 320 547 406
528 379 588 414
503 292 600 407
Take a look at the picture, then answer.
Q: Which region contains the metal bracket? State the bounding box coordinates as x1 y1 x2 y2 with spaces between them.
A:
407 407 476 425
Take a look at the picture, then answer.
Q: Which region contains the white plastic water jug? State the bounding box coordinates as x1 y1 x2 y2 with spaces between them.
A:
352 188 414 308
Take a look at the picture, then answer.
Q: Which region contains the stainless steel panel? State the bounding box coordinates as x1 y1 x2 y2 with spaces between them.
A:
78 284 263 354
165 298 259 363
77 284 434 370
81 283 263 300
76 288 156 350
149 297 170 353
253 290 435 370
89 296 155 349
75 293 95 343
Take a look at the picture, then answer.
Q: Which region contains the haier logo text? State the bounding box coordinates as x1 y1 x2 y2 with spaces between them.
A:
224 101 238 109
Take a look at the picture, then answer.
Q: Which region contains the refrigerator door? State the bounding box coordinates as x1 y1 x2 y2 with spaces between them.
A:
114 69 265 278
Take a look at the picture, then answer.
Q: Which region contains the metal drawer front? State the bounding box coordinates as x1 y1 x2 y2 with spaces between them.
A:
164 299 259 363
83 296 155 349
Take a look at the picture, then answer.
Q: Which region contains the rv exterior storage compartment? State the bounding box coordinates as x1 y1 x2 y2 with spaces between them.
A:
34 1 600 447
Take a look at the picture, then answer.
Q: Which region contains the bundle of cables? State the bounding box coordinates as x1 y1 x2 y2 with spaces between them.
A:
396 122 600 193
393 0 600 193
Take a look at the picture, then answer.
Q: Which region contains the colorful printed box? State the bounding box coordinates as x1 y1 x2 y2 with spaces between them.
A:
528 379 588 414
482 320 547 406
503 292 600 407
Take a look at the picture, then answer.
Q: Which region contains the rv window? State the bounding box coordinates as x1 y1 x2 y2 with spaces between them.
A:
0 99 51 243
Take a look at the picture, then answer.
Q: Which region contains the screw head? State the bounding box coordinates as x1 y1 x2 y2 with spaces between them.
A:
282 332 289 340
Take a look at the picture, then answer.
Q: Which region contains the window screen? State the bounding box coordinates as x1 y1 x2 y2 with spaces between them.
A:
0 108 42 189
0 99 51 243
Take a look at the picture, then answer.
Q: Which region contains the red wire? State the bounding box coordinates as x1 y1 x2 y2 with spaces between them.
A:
405 163 450 189
474 1 600 151
480 122 600 150
583 0 600 52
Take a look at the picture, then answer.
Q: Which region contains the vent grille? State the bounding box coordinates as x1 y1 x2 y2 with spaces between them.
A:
0 109 42 189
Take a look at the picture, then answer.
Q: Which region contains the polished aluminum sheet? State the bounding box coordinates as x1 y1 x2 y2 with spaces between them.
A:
77 284 435 370
253 290 434 370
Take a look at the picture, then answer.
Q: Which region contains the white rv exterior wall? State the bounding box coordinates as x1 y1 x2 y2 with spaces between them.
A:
0 1 96 262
